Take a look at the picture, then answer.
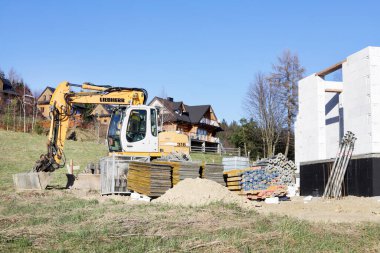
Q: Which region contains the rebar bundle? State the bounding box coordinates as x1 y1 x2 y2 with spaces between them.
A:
323 131 356 199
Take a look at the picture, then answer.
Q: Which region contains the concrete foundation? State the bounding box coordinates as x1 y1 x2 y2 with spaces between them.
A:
300 154 380 197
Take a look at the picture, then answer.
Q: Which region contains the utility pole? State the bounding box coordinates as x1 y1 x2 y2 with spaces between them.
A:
96 113 100 143
23 85 26 132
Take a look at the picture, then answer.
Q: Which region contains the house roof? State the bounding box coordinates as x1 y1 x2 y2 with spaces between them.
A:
0 78 18 95
149 96 222 131
38 86 56 100
1 78 13 90
185 105 211 124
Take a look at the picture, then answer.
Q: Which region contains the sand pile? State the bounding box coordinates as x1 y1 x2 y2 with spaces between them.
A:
154 178 245 207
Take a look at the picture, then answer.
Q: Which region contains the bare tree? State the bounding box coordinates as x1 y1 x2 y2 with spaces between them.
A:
31 89 42 132
245 72 284 157
8 67 21 87
0 67 5 79
270 50 305 157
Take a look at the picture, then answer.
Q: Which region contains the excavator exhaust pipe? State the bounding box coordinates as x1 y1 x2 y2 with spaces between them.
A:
13 172 53 191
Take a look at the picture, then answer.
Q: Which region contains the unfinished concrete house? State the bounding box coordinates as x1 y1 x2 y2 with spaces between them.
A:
295 46 380 196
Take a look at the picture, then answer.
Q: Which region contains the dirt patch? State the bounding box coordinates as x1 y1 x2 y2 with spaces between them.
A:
153 178 248 207
256 196 380 223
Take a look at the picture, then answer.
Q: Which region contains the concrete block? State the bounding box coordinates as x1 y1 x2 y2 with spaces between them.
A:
13 172 53 191
72 174 100 191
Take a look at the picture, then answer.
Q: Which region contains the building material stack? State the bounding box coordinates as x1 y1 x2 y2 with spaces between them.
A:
241 168 276 191
178 161 202 181
222 157 250 172
154 160 201 185
255 153 297 186
202 163 225 185
240 168 288 200
323 131 356 199
153 161 181 185
127 162 172 198
224 168 253 192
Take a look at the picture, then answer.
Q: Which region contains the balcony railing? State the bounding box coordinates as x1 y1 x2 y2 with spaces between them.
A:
190 145 241 156
199 117 220 127
189 133 220 143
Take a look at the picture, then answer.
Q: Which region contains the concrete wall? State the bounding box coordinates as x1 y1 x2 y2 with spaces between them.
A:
341 47 372 155
369 47 380 153
296 46 380 170
295 75 326 165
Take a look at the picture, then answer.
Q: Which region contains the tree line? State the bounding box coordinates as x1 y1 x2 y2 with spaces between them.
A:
218 50 305 160
0 67 39 133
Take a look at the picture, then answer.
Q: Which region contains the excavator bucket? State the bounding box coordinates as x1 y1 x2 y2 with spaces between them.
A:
13 172 53 191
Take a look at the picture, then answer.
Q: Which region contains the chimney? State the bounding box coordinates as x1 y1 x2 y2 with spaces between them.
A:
167 97 173 102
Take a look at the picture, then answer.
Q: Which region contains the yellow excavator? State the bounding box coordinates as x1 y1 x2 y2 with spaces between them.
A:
14 81 190 189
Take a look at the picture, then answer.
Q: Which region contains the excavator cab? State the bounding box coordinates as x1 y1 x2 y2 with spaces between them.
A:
107 105 159 153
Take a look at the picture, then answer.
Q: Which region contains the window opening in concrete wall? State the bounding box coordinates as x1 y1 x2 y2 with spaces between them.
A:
324 68 342 82
316 60 345 82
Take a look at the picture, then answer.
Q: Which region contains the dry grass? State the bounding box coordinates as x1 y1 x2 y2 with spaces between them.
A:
1 130 380 252
1 191 380 252
0 130 108 191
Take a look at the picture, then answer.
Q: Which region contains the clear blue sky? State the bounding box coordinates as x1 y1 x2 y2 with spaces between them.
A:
1 1 379 122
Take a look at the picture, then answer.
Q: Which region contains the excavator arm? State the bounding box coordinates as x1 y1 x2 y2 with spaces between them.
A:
33 81 148 172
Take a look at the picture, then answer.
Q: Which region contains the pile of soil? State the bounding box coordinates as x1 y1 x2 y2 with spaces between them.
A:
154 178 246 207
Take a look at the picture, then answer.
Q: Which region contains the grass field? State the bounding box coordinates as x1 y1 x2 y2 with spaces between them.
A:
1 130 380 252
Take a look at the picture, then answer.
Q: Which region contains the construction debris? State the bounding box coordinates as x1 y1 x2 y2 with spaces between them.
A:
159 151 192 161
323 131 356 199
202 163 225 185
245 185 287 200
127 162 172 198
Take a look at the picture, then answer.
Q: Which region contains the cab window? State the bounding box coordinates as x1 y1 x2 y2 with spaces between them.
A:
108 109 123 152
151 109 157 137
126 109 147 142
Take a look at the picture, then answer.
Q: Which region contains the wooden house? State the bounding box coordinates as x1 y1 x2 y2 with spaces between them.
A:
37 86 55 118
0 78 18 109
149 97 223 151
